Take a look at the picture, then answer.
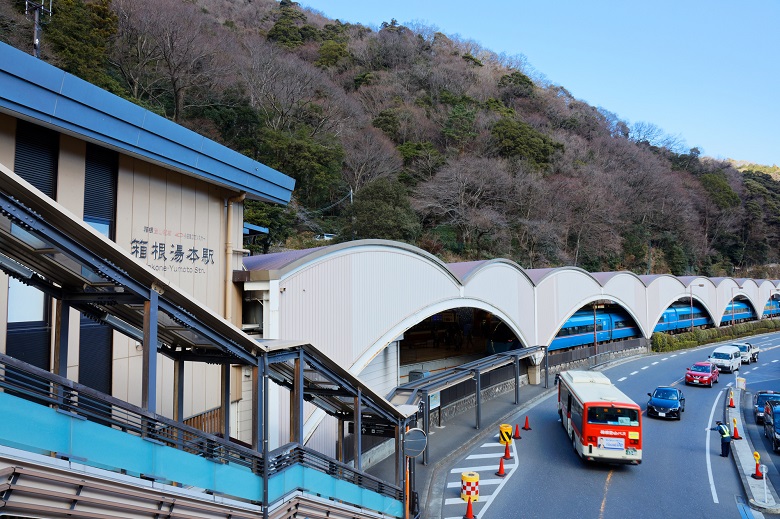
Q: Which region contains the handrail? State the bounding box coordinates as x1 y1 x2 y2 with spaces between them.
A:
0 353 403 503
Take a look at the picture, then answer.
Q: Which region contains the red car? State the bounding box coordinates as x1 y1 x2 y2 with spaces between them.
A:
685 362 719 387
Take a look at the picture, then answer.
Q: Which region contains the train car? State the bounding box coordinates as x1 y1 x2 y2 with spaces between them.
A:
551 300 760 353
550 309 639 352
720 301 755 324
763 299 780 318
653 303 711 333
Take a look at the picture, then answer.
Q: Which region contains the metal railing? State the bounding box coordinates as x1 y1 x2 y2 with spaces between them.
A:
0 353 402 503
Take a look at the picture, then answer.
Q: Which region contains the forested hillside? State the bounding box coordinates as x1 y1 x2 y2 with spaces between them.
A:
2 0 779 277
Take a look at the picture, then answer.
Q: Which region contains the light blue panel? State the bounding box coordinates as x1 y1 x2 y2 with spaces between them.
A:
0 393 70 454
69 418 154 474
211 459 262 499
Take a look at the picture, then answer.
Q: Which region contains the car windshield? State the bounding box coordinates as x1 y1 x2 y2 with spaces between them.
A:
757 394 777 407
653 389 678 400
691 364 710 373
712 352 729 359
737 345 748 352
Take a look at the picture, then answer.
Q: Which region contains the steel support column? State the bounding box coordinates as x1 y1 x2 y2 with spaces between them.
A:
142 289 158 414
173 359 184 422
292 353 304 443
53 300 70 379
513 355 520 405
422 390 430 466
221 363 231 439
474 370 481 429
354 389 362 471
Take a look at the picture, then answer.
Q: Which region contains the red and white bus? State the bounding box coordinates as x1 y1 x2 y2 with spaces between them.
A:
557 370 642 464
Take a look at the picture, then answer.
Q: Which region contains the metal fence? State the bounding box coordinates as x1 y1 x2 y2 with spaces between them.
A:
0 353 402 503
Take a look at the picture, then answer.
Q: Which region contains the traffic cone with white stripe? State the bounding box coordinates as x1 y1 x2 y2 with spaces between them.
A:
495 456 507 478
463 496 475 519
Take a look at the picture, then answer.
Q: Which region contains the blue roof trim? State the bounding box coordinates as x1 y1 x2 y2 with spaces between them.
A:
0 43 295 204
243 223 269 235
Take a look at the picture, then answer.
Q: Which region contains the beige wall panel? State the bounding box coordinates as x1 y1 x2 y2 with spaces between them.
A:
158 355 174 419
57 135 85 215
112 357 130 403
0 113 16 170
115 155 135 249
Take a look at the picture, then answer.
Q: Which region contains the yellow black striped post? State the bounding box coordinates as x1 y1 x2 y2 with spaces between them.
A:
499 423 513 445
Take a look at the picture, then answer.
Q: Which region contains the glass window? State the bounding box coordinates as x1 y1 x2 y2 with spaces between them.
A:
7 278 45 323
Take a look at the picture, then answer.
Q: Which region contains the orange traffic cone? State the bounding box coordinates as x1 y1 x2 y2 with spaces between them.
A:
503 442 512 460
463 496 475 519
728 392 735 408
495 457 507 477
522 415 532 431
733 421 742 440
513 423 522 440
752 461 764 480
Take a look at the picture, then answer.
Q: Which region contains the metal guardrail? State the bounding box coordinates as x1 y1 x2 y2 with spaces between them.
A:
0 353 402 503
546 339 645 367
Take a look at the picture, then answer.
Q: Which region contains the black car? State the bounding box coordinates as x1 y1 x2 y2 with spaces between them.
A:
754 390 780 424
647 386 685 420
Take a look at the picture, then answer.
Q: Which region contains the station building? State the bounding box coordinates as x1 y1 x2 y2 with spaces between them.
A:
0 40 297 428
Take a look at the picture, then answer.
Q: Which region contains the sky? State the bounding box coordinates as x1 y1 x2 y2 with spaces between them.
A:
301 1 780 166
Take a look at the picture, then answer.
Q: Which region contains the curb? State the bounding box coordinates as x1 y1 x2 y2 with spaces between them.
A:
729 387 780 514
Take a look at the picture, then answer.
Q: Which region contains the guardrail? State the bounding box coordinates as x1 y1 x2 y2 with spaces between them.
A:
0 353 402 504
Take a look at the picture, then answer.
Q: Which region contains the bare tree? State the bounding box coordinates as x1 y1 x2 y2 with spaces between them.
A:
110 0 164 101
412 156 513 253
341 126 402 193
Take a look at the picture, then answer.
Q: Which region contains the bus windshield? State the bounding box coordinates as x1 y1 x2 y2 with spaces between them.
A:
587 406 640 426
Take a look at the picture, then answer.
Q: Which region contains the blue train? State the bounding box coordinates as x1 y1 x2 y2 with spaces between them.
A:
549 300 773 352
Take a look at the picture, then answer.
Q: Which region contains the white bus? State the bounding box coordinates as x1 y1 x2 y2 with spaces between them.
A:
557 370 642 464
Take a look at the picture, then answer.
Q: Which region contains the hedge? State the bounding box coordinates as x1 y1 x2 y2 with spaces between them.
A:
651 319 780 353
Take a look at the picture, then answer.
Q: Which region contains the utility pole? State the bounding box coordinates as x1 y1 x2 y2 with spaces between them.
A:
26 0 53 59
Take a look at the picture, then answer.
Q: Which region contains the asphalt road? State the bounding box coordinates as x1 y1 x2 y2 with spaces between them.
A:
441 334 780 519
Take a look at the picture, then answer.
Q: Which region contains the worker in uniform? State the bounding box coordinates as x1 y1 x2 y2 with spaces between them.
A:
710 421 732 457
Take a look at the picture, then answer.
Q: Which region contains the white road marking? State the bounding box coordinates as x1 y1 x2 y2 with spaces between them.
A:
652 362 659 365
630 371 639 375
662 357 669 361
467 452 514 460
671 354 678 357
773 360 779 363
641 366 649 370
705 389 724 504
447 479 504 488
618 377 627 382
451 463 517 473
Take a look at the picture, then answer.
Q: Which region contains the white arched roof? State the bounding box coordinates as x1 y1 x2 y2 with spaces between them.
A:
241 240 780 361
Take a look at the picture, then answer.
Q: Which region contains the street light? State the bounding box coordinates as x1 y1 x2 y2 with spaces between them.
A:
690 283 704 333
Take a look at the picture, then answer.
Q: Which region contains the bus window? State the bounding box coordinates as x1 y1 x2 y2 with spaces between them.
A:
587 406 640 427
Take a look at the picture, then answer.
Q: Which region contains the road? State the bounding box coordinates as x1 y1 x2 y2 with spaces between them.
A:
440 333 780 519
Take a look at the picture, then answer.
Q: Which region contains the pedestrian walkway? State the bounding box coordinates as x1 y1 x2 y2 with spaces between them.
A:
366 378 553 518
